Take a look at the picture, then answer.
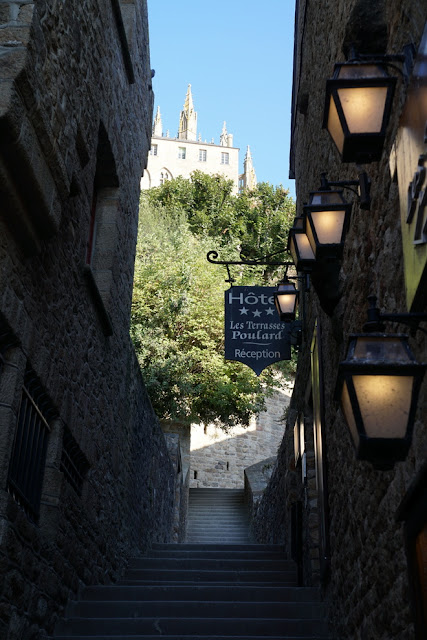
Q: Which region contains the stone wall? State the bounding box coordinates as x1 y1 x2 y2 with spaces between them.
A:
252 2 427 639
0 1 176 638
190 384 293 488
164 433 189 543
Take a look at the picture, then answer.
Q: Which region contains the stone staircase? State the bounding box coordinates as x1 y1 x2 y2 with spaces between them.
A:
51 489 330 639
186 488 252 544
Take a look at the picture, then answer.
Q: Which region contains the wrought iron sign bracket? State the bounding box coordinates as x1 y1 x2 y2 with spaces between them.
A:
207 250 296 285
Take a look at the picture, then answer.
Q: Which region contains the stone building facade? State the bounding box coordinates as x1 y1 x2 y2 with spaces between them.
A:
0 1 177 638
252 2 427 639
140 84 256 194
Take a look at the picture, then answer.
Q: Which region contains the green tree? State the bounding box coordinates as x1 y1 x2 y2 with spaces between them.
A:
132 175 297 427
146 172 295 265
131 202 271 427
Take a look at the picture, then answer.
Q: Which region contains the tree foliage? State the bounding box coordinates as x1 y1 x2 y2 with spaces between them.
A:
131 172 296 427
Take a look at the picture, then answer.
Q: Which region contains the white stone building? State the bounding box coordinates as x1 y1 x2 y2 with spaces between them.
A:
141 85 256 194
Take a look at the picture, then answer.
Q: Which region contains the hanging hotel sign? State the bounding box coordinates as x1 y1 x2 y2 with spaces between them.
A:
393 22 427 310
224 286 291 375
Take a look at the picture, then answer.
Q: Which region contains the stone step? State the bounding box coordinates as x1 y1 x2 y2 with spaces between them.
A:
186 522 250 528
79 584 321 603
187 512 249 518
147 549 287 560
184 540 253 545
186 528 250 534
68 599 324 619
120 568 297 584
151 544 286 552
127 558 294 571
54 636 329 639
55 615 329 637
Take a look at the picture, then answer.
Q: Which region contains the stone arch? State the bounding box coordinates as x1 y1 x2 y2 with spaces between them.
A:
159 167 173 185
140 169 151 190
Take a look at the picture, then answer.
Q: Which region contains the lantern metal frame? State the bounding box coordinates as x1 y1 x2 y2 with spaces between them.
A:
303 189 352 260
274 276 299 322
303 172 370 260
323 46 415 164
336 296 427 470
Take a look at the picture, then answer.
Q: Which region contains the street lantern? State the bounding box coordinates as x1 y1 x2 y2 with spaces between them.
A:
323 61 396 163
303 190 352 260
287 217 316 272
336 333 426 469
274 277 299 322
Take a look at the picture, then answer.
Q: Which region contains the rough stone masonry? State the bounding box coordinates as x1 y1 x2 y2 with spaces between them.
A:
0 1 178 638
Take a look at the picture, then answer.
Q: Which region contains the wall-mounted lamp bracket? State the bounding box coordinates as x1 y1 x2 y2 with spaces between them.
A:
348 44 416 84
363 295 427 335
319 171 371 210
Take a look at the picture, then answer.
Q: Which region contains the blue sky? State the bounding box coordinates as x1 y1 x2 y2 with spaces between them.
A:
147 0 296 198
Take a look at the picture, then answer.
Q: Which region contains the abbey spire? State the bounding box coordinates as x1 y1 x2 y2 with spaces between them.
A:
241 145 257 191
152 106 163 137
178 84 198 141
220 121 228 146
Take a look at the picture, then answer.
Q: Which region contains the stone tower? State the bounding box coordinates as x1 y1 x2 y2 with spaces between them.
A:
178 84 198 140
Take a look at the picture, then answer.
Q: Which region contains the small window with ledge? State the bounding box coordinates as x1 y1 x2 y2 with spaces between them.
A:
178 147 186 159
159 169 171 185
84 123 119 336
221 152 229 165
199 149 207 162
150 144 158 156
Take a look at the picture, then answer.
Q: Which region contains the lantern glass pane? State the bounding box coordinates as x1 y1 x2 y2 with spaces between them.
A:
327 96 345 153
341 380 360 447
294 217 304 229
337 86 388 133
308 209 346 247
276 293 296 315
354 337 412 363
293 232 315 260
310 191 345 205
352 374 414 438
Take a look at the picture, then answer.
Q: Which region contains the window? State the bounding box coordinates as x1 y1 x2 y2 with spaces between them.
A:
159 170 171 185
199 149 207 162
221 152 229 165
84 124 119 336
150 144 158 156
178 147 186 159
7 366 56 522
